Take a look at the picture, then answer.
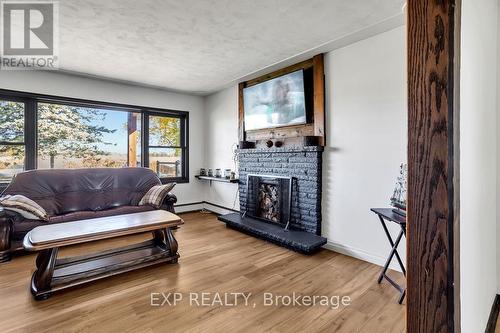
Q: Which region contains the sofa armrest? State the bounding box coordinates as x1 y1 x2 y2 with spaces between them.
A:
160 193 177 214
164 193 177 206
0 208 12 262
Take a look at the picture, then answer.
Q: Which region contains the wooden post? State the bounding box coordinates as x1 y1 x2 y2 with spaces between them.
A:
312 54 325 145
238 82 245 143
407 0 460 332
128 113 138 167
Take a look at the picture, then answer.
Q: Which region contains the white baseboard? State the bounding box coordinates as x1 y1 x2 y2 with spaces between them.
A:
202 202 234 215
175 203 204 213
323 241 404 273
174 202 235 215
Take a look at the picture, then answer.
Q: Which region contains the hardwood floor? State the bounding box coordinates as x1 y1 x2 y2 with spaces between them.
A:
0 212 405 333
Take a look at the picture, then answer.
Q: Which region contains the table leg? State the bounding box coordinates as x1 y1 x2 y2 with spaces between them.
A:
32 248 58 300
398 289 406 304
153 228 179 264
152 230 165 244
378 215 406 278
378 228 405 283
165 228 179 263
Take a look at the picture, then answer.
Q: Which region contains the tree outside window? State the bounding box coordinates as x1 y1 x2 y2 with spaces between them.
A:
0 100 25 182
148 115 183 178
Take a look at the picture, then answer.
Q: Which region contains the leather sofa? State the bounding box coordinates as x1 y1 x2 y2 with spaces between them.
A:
0 167 177 262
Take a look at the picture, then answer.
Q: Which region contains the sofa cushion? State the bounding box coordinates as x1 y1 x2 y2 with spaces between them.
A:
12 205 155 241
0 194 49 221
2 168 161 216
139 183 176 209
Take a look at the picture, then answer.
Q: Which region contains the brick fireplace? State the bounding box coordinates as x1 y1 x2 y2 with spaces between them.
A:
218 146 326 254
238 146 323 234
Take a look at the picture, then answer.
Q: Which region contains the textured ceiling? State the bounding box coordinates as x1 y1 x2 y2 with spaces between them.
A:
58 0 403 94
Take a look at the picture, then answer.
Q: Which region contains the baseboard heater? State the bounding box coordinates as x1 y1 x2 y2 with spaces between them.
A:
218 213 327 254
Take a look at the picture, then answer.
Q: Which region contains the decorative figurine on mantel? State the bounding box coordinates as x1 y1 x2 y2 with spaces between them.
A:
390 163 407 217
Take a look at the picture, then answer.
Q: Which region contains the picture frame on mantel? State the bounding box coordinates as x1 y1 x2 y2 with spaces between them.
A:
238 54 326 147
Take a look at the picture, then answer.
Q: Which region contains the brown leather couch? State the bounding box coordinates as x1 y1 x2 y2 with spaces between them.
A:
0 167 177 262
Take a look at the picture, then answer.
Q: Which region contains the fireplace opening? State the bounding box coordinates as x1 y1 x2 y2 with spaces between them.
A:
244 174 292 229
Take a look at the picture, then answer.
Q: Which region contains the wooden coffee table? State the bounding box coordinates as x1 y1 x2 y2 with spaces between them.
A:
23 210 183 300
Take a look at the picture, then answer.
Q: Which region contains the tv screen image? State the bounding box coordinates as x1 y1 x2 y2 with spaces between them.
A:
243 70 306 131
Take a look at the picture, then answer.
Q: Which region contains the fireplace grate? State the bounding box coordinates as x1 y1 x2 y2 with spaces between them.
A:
243 174 292 230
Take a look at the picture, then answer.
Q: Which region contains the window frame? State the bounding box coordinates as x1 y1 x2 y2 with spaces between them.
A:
0 89 190 185
0 95 32 184
143 111 189 184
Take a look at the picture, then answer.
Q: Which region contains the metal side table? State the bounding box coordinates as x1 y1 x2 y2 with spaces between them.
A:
370 208 406 304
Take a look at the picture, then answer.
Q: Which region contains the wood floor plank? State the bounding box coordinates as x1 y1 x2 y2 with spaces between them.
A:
0 212 405 333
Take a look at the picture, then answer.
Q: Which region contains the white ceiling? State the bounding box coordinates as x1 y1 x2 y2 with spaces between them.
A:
58 0 404 95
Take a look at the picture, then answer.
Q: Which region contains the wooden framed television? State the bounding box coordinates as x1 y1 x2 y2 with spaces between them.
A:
238 54 325 146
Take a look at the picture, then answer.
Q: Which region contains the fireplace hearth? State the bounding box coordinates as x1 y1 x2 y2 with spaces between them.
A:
218 146 327 254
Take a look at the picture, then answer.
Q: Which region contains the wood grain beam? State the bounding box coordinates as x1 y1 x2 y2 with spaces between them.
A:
407 0 460 332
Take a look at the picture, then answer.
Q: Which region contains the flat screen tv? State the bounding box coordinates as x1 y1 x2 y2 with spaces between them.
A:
243 70 307 131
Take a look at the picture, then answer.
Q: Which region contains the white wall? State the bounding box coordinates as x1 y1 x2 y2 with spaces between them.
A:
460 0 498 331
322 26 407 268
497 0 500 297
203 27 407 270
0 71 206 205
203 86 240 210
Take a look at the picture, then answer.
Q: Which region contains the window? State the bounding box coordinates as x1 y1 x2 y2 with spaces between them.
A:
37 102 142 169
146 114 188 181
0 90 189 185
0 99 26 182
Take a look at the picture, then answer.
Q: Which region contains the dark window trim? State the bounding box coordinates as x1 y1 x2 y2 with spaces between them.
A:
0 88 190 184
144 110 189 184
0 96 32 181
0 142 25 146
0 89 190 116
